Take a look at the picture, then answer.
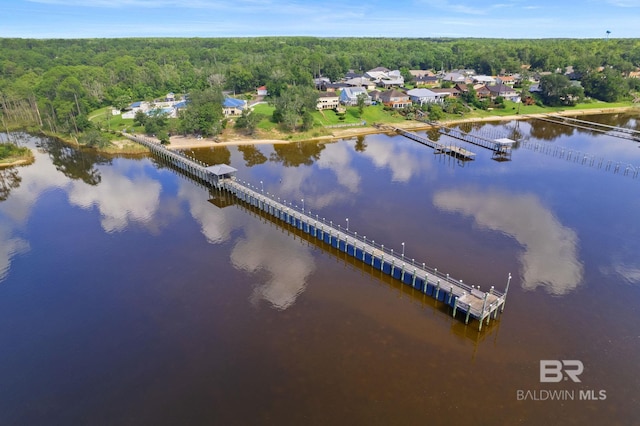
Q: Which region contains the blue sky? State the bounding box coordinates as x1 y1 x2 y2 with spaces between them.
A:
2 0 640 39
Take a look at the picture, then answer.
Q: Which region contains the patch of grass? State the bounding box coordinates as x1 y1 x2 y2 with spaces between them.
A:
0 142 33 164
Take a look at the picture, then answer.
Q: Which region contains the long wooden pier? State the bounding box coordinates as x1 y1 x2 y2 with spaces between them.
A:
534 114 640 142
124 133 510 330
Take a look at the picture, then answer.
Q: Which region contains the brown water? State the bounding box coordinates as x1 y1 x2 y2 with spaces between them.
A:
0 113 639 425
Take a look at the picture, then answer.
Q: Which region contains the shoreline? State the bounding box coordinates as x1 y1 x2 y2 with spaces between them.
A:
161 106 639 150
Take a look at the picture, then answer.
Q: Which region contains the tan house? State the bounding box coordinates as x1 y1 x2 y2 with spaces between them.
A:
473 84 492 99
317 92 340 110
379 89 411 109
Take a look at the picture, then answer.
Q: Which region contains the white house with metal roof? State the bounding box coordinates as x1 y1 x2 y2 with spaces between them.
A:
407 88 447 105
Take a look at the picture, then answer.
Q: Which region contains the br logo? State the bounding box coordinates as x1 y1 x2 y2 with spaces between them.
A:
540 360 584 383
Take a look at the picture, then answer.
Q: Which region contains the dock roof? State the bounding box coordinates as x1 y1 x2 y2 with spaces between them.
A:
206 164 238 176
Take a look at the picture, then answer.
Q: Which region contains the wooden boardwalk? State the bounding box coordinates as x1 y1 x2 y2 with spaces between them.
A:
124 133 510 330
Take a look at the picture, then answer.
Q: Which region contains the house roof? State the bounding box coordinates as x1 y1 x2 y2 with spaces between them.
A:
130 101 142 108
318 92 339 98
223 97 246 108
345 77 373 86
342 87 369 98
368 66 390 73
206 164 238 176
407 88 439 97
380 89 408 102
487 84 515 95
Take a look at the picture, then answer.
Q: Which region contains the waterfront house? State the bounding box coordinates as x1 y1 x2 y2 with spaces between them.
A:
379 89 411 109
223 97 248 116
487 84 520 102
339 87 372 106
316 92 340 110
407 88 446 105
473 84 492 99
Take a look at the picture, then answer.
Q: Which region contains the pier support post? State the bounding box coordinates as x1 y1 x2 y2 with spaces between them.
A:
448 287 453 304
412 269 417 288
501 273 512 313
435 280 440 300
465 307 471 325
452 297 458 318
479 292 488 331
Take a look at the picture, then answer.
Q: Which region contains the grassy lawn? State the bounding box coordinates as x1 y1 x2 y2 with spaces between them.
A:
313 104 407 126
252 103 279 132
446 99 637 121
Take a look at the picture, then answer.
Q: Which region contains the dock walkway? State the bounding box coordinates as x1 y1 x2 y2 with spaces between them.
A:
124 133 509 329
385 126 477 160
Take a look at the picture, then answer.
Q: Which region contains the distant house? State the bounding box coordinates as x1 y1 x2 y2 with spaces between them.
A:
316 92 340 110
407 88 446 105
366 68 404 87
441 72 467 83
487 84 519 101
409 70 434 78
496 75 515 86
314 77 331 89
473 75 497 85
377 76 404 89
344 77 376 90
379 89 411 109
415 75 439 86
344 70 364 80
323 82 351 92
256 85 268 96
473 84 492 99
430 87 460 98
339 87 372 106
166 92 176 102
223 97 248 116
454 83 469 93
121 101 150 119
368 90 382 103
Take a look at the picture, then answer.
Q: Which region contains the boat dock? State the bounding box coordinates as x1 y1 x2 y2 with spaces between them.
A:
385 126 477 160
124 133 510 330
438 127 515 160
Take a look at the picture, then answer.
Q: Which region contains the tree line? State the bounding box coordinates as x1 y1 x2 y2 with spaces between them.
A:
1 37 639 136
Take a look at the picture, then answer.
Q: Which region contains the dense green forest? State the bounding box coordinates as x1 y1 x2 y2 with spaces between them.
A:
1 37 639 136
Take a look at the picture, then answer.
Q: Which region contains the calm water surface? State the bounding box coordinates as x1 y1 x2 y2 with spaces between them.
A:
1 113 639 425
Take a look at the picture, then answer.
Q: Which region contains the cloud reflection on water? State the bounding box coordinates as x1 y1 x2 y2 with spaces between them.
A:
68 168 162 233
231 220 315 310
361 137 425 182
433 188 583 295
177 179 316 310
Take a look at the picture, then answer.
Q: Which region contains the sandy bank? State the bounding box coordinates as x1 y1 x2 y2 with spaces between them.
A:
161 106 638 150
